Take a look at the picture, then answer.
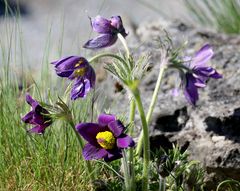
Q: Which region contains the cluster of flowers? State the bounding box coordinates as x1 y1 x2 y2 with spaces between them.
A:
21 15 222 162
22 15 133 162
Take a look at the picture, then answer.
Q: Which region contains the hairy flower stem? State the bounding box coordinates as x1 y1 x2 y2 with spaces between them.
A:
69 120 96 180
132 88 150 191
159 176 166 191
117 33 130 58
136 54 167 156
127 99 136 191
121 99 136 191
121 151 131 191
59 126 69 190
129 98 136 135
118 33 136 190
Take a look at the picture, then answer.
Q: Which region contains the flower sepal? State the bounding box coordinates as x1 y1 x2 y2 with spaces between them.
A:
42 96 72 122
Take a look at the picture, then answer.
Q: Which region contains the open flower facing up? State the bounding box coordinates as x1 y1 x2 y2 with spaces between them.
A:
51 56 96 100
83 15 128 49
181 44 222 105
76 114 135 162
22 94 52 134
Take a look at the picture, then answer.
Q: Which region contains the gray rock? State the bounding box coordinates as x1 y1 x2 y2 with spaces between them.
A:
99 19 240 189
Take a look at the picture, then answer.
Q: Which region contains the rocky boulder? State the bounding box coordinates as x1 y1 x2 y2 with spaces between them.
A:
97 18 240 189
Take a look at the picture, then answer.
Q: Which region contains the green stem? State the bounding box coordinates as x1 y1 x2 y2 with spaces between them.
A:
122 98 136 191
59 125 69 190
69 120 96 180
159 176 166 191
129 98 136 136
117 33 130 58
121 151 130 191
118 31 135 190
88 53 128 65
128 99 136 191
136 58 167 156
132 88 150 191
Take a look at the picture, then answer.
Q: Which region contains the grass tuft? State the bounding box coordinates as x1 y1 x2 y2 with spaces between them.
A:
184 0 240 34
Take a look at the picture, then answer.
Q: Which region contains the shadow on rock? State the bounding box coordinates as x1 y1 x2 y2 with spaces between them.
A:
150 134 173 152
205 108 240 142
154 107 189 132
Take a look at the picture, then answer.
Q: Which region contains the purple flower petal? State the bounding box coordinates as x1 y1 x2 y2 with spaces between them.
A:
84 15 127 50
76 113 135 162
110 16 122 29
22 111 34 123
178 44 222 106
83 143 108 160
83 34 118 49
70 78 91 100
184 73 199 105
192 44 214 68
108 120 124 137
76 122 108 146
28 125 45 134
51 56 75 66
110 16 128 37
32 112 51 127
26 94 38 106
104 149 122 162
51 56 95 100
194 78 206 88
22 94 52 134
194 67 222 79
210 71 222 79
117 134 135 148
98 114 116 126
194 67 213 76
86 66 96 88
53 56 85 78
91 15 115 34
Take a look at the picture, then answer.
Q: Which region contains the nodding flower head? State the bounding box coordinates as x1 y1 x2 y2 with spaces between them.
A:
83 15 128 49
51 56 96 100
177 44 222 105
21 94 52 134
76 114 135 162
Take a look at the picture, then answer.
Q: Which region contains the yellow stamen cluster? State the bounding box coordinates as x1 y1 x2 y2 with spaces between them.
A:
74 68 86 76
74 60 86 76
75 59 83 68
96 131 115 150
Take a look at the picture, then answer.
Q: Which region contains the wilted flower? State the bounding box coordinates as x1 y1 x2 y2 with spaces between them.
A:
181 44 222 105
22 94 52 134
83 15 128 49
76 114 135 162
51 56 96 100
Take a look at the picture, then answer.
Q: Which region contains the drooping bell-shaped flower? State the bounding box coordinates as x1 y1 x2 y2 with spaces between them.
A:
22 94 52 134
182 44 222 105
51 56 96 100
83 15 128 49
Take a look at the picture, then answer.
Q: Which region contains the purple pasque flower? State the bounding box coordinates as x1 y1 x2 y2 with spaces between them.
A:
83 15 128 49
182 44 222 105
76 114 135 162
51 56 96 100
21 94 52 134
